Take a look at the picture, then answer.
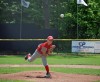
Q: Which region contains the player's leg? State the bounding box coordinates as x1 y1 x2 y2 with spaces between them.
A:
25 50 41 62
41 56 51 78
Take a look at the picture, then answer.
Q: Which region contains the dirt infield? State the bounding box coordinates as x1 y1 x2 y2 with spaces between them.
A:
0 71 100 82
0 65 100 82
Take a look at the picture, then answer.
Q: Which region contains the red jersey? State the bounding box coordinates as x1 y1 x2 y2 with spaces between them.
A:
37 42 52 54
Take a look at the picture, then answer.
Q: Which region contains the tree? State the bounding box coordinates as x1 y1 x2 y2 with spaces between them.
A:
78 0 100 38
0 0 100 38
0 0 20 23
42 0 50 29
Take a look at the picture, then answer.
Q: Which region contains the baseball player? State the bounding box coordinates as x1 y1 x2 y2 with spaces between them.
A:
25 36 56 78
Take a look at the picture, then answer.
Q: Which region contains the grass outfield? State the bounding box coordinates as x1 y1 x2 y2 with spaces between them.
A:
0 67 100 76
0 79 30 82
0 55 100 65
0 55 100 82
93 81 100 82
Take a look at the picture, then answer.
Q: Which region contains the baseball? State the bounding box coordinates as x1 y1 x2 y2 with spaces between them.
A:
60 14 64 18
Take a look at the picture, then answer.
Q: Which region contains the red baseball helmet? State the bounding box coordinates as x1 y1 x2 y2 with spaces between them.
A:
47 36 54 40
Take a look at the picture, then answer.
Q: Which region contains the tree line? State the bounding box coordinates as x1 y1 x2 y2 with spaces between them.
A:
0 0 100 39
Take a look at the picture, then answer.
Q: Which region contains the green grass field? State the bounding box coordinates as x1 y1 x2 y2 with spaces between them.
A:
0 80 29 82
0 55 100 82
0 67 100 76
0 55 100 65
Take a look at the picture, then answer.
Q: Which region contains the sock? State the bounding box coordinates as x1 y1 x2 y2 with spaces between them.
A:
45 65 49 73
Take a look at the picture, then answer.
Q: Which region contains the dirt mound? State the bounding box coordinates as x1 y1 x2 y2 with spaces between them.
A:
0 71 100 82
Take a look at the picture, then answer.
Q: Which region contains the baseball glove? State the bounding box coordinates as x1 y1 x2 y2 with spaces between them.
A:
49 45 56 53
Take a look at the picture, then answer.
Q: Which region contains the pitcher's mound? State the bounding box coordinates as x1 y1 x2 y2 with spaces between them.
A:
0 71 100 82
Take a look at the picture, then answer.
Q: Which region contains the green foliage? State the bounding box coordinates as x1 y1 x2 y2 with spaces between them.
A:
77 0 100 38
0 0 100 38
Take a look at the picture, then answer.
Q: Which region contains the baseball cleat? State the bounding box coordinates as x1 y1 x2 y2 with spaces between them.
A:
44 72 51 78
25 53 31 60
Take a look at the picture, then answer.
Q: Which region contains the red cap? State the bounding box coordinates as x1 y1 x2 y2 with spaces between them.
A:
47 36 54 40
